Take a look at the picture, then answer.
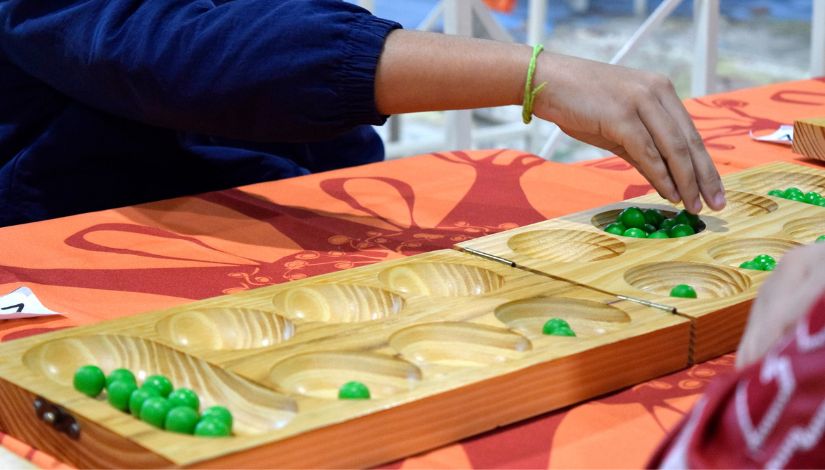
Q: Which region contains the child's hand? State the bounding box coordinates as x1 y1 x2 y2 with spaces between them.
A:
533 53 725 214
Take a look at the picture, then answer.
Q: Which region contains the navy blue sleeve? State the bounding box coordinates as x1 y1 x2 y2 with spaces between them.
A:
0 0 401 142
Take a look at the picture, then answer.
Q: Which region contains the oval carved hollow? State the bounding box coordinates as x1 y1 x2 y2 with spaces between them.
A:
624 261 752 299
707 237 801 266
23 335 296 435
784 217 825 242
389 322 531 367
272 284 405 323
495 297 631 337
507 229 626 262
156 308 295 351
718 191 779 217
741 171 825 194
377 262 505 297
268 352 421 400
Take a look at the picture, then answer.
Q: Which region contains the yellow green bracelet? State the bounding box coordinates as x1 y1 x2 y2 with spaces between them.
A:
522 44 547 124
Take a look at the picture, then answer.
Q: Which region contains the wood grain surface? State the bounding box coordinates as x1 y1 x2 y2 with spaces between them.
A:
0 249 689 467
460 161 825 361
793 117 825 161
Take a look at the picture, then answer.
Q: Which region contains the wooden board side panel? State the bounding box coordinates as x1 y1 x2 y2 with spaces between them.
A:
691 301 752 363
0 377 173 469
193 321 690 468
793 117 825 161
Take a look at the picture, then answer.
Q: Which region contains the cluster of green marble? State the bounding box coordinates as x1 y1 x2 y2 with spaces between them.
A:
73 365 232 437
767 187 825 206
739 254 777 271
604 207 702 239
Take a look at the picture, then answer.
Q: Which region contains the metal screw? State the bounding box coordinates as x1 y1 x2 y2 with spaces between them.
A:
67 422 81 439
33 398 44 412
42 411 56 424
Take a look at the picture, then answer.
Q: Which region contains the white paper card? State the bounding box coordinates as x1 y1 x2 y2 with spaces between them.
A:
0 286 61 320
750 124 793 145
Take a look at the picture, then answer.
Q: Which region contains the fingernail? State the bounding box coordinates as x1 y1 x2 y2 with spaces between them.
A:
713 191 727 209
691 199 703 214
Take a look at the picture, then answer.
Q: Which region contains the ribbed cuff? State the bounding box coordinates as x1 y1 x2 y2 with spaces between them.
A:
334 14 402 126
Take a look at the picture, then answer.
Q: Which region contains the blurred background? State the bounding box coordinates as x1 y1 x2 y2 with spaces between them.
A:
349 0 821 162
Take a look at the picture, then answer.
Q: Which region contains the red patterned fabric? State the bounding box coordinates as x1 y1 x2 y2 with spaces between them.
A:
651 293 825 468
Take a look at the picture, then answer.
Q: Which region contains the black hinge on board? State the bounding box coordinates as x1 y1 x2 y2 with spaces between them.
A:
33 396 81 439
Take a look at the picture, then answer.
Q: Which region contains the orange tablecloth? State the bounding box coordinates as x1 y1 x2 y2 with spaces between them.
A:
1 78 824 469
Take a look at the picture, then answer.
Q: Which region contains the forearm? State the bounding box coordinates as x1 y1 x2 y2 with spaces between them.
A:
374 30 531 115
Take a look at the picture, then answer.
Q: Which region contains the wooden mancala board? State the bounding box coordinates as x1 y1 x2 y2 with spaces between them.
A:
460 161 825 363
793 116 825 161
0 249 690 468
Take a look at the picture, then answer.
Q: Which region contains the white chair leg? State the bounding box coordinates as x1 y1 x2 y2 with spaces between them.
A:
444 0 474 150
527 0 548 47
634 0 647 16
418 1 446 31
812 0 825 76
356 0 375 13
691 0 719 97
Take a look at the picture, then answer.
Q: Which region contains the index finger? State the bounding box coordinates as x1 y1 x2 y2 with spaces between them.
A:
658 91 726 211
638 98 702 213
